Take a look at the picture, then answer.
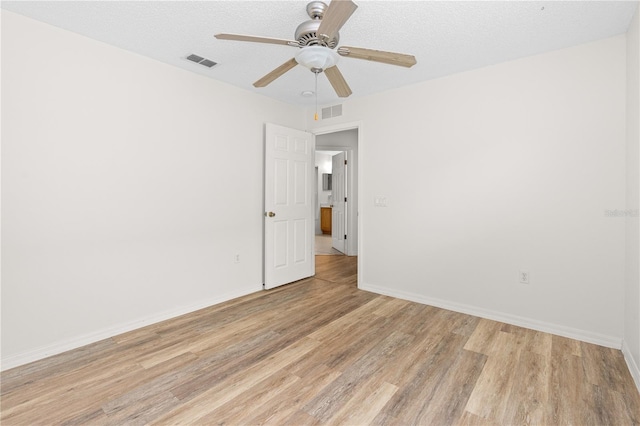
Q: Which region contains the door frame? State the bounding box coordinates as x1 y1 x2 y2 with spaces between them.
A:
313 121 362 287
316 147 352 252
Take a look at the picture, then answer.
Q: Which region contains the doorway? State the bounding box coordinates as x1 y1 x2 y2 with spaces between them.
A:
314 126 359 260
315 149 345 256
262 122 359 290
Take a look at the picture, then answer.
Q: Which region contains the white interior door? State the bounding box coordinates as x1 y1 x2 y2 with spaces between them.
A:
264 123 315 289
331 151 346 253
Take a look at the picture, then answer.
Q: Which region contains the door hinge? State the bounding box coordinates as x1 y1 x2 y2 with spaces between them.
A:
344 159 347 165
344 234 347 239
344 197 347 202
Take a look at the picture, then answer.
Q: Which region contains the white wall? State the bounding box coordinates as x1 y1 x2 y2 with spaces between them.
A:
624 3 640 388
1 11 305 368
309 36 627 346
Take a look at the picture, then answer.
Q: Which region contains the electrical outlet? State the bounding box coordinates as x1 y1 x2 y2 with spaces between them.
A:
234 253 240 263
519 270 530 284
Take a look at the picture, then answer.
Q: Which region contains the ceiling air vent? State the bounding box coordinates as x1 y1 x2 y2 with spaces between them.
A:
186 54 217 68
321 104 343 120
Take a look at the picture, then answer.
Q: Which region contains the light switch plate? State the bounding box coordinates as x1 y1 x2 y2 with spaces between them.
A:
374 196 387 207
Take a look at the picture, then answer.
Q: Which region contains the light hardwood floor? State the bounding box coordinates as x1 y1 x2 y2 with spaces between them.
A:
315 234 344 256
2 255 639 425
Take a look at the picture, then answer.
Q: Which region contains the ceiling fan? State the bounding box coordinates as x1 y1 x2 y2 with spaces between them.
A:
214 0 417 99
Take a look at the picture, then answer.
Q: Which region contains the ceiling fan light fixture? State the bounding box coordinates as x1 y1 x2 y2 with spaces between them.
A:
294 46 339 71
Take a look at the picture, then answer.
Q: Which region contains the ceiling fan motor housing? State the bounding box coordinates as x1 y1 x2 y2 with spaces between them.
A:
306 1 327 19
295 1 340 48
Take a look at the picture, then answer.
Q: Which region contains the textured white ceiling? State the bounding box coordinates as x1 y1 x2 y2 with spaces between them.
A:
2 1 637 107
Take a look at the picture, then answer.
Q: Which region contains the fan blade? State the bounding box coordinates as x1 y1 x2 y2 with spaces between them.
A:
253 58 298 87
215 33 299 47
324 66 352 98
317 0 358 43
337 46 417 68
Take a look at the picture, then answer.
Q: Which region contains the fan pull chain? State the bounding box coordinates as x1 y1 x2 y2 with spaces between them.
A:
314 71 319 121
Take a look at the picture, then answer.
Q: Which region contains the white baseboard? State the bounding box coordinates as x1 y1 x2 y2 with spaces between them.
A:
4 281 628 373
1 285 260 371
622 340 640 393
359 282 622 349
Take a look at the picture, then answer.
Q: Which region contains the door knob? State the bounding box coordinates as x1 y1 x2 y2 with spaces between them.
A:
266 212 276 217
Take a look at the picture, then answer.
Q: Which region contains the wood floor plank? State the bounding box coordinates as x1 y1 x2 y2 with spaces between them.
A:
104 390 180 426
376 324 449 389
296 314 393 374
450 312 482 337
384 301 441 336
101 351 199 418
154 337 321 424
302 330 414 423
241 363 342 425
193 369 301 425
371 332 468 424
581 341 636 395
2 362 143 425
2 255 639 425
455 410 496 426
167 330 283 401
307 297 390 342
502 350 550 425
606 386 640 425
464 331 521 421
173 306 286 357
411 347 487 425
501 323 553 358
326 377 398 425
371 296 412 317
0 338 119 390
279 409 323 425
463 318 503 355
546 335 591 425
